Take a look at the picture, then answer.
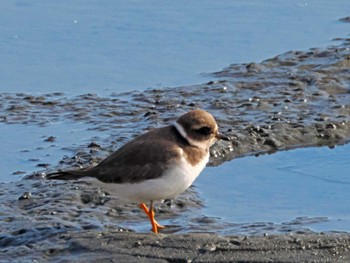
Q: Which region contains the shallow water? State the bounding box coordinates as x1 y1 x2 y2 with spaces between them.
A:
0 1 349 95
197 144 350 234
0 122 96 182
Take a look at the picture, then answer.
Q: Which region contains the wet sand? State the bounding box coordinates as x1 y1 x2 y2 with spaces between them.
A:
3 230 350 262
1 31 350 261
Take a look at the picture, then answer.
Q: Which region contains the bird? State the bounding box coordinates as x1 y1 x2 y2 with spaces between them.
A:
46 109 230 233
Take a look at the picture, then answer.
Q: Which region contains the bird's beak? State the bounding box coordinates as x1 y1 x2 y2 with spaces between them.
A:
216 132 230 141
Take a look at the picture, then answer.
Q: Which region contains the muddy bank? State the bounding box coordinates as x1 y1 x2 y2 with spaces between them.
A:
2 230 350 262
1 34 350 261
1 177 350 262
1 39 350 172
1 179 350 262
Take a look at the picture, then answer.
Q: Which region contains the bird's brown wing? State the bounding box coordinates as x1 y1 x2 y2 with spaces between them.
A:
46 126 185 183
91 138 181 184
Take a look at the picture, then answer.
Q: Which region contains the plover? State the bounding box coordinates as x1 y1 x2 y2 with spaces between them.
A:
47 109 229 233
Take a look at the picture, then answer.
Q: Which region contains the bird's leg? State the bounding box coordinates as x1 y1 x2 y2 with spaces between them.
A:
148 201 159 234
139 202 165 233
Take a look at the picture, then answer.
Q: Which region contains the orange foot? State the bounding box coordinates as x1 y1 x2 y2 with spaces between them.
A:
139 202 165 234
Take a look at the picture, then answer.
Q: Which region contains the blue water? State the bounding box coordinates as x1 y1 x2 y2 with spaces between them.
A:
198 144 350 233
0 122 96 182
0 0 349 95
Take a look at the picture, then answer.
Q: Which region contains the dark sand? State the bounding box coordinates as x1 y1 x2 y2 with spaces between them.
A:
3 230 350 262
1 30 350 261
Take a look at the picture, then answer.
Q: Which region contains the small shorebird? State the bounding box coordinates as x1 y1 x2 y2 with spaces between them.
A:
47 109 229 233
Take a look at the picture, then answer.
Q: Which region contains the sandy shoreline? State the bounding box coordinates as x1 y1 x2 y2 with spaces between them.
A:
3 231 350 262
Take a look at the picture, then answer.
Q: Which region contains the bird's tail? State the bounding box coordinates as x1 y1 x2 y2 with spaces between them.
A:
46 168 95 180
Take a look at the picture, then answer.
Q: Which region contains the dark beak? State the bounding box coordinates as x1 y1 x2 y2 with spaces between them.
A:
216 132 230 141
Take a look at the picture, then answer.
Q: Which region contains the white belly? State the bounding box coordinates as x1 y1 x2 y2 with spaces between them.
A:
90 153 209 204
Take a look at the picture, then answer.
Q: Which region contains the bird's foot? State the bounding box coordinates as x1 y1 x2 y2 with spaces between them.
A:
139 203 165 233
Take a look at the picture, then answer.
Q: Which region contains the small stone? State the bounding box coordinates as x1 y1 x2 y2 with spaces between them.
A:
18 192 32 200
246 62 261 73
134 241 142 247
188 102 196 107
340 16 350 22
44 136 56 142
28 158 40 162
326 123 336 130
12 171 26 175
37 163 50 168
88 142 101 148
263 138 281 148
143 111 157 117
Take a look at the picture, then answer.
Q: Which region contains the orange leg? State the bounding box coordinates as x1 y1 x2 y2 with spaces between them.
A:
139 201 165 233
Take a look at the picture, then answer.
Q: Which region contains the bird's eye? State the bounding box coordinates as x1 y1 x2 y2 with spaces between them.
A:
195 126 212 136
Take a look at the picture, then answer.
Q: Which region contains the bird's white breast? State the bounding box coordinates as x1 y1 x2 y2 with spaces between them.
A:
91 151 209 204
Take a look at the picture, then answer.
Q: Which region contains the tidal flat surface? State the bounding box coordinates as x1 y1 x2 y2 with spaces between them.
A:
0 37 349 243
1 1 350 261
